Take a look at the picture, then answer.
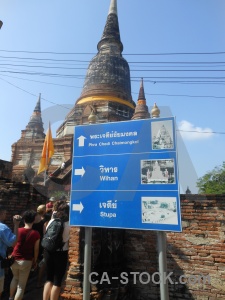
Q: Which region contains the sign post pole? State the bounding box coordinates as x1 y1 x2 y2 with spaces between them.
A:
157 231 169 300
70 117 181 299
83 227 92 300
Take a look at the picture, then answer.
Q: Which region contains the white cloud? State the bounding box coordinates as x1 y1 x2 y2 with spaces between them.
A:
178 120 214 140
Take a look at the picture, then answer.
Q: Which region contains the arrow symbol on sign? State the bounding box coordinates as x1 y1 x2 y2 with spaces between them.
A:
77 135 86 147
73 202 84 213
74 167 85 177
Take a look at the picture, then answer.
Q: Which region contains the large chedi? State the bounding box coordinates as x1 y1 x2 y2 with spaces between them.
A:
11 0 157 185
57 0 136 138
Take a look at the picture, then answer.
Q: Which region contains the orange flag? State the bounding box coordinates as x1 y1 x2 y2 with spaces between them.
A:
38 123 54 174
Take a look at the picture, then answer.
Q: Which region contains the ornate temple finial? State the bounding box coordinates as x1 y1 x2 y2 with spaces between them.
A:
108 0 117 15
151 102 160 118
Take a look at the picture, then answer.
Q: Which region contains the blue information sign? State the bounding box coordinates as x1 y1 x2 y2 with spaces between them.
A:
69 117 182 232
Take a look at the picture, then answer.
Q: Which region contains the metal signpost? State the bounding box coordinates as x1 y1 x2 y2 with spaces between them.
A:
70 117 182 300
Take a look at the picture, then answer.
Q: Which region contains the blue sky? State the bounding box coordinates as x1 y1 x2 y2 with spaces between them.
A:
1 0 225 193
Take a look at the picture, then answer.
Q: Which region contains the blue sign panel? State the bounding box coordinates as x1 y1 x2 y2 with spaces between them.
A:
69 117 182 232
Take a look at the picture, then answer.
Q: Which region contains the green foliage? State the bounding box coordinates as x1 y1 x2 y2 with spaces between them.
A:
196 162 225 194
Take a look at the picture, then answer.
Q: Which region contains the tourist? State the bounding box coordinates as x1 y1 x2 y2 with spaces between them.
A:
33 204 46 238
45 202 54 230
47 197 56 204
32 204 48 288
46 202 53 214
43 203 70 300
0 204 21 299
9 210 40 300
45 197 56 218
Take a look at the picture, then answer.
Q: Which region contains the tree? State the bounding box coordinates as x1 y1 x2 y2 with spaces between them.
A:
196 162 225 194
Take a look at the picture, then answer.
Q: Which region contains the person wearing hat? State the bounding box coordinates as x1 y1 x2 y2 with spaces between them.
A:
49 197 55 202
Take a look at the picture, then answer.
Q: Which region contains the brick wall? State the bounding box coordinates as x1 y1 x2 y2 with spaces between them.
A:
123 195 225 300
166 195 225 300
0 159 12 180
0 181 47 227
1 184 224 300
62 195 225 300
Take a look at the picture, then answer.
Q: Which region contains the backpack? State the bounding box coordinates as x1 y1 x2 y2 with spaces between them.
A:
41 218 64 253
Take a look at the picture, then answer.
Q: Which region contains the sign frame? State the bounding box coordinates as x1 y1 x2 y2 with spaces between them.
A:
69 117 182 232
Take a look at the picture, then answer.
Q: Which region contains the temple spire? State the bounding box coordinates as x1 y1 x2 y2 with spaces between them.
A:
108 0 117 15
138 78 146 101
97 0 123 52
34 93 41 112
58 0 135 138
132 78 150 120
21 94 45 139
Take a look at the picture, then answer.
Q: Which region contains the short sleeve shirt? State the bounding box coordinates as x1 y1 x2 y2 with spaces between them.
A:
12 228 40 261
